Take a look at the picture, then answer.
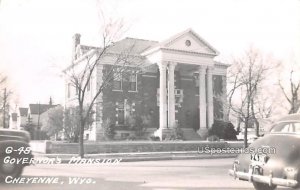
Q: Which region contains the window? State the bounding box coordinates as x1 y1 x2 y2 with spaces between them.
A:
116 102 125 125
113 72 122 91
128 74 137 91
175 89 183 105
193 73 199 95
213 75 223 95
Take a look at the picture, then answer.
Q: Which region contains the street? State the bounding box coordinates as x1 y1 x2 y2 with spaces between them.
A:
0 158 291 190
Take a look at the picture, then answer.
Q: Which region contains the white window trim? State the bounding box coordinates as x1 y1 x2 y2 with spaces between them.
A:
112 74 123 91
128 73 138 92
112 89 123 92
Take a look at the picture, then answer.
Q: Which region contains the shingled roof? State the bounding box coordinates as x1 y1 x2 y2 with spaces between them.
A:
19 108 28 117
75 37 158 59
79 45 100 55
106 38 158 55
29 104 57 115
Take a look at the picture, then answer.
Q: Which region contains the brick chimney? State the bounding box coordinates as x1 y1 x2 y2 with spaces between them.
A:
72 33 81 61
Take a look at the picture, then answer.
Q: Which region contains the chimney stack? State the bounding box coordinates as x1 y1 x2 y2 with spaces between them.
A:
72 33 81 61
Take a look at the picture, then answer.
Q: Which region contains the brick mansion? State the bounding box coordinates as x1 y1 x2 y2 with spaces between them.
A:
64 29 229 141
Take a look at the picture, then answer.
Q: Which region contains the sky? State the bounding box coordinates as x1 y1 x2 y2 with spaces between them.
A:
0 0 299 108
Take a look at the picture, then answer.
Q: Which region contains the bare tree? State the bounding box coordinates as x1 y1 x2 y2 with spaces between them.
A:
63 106 95 143
1 88 9 128
256 96 273 118
226 64 243 120
0 74 7 85
64 19 143 157
228 48 271 147
279 69 300 114
0 74 12 128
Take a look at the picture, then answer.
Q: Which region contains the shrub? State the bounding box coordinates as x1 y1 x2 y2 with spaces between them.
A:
126 135 136 141
126 114 149 140
103 118 116 141
208 120 238 140
207 135 220 141
164 125 185 141
149 135 160 141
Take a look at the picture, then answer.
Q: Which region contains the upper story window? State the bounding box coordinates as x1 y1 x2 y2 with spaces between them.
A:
128 74 137 92
113 72 122 91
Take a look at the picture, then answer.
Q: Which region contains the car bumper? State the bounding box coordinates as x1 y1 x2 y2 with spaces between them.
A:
229 169 298 188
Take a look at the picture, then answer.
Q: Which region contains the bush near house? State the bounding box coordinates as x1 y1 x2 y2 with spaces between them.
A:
164 125 185 141
208 120 238 140
133 115 149 139
123 114 149 140
149 135 160 141
23 123 49 140
103 118 116 140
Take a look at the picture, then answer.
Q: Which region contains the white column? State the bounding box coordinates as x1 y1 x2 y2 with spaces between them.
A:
207 67 214 128
159 63 168 129
199 66 207 129
168 62 177 128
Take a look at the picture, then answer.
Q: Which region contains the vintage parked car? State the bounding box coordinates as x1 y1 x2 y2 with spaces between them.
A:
0 129 33 181
229 113 300 190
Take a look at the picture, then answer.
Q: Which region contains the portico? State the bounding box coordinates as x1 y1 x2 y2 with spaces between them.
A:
142 29 225 140
154 62 216 139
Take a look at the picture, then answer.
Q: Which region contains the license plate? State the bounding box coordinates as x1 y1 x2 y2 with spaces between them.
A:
250 153 268 164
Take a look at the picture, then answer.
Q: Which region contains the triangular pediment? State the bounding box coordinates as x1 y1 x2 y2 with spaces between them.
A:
159 29 218 55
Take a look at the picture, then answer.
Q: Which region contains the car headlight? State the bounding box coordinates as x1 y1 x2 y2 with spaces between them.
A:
284 167 298 180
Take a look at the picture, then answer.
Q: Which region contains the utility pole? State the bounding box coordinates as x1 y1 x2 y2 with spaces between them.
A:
2 88 7 128
37 102 40 129
37 102 41 140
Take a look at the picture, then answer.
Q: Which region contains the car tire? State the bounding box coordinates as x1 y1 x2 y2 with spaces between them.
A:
253 182 277 190
0 157 23 182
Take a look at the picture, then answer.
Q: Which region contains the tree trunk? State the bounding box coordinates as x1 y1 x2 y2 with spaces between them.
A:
79 123 84 158
78 104 85 158
244 90 251 148
243 120 248 148
251 98 260 137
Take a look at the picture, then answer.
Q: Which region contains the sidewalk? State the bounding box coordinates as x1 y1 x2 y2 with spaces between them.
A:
33 151 238 163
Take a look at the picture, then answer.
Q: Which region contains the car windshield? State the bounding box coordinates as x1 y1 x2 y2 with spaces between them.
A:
270 121 300 133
